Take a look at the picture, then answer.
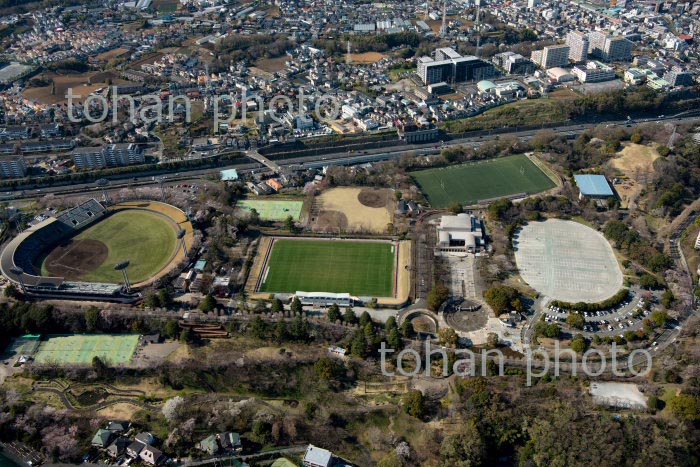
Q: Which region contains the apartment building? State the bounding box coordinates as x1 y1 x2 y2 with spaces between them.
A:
566 31 589 63
493 52 537 75
589 31 633 61
0 156 27 178
71 144 143 170
532 44 570 69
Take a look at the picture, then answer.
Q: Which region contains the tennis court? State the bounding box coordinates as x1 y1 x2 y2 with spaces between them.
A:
34 334 140 365
236 199 303 221
3 335 41 358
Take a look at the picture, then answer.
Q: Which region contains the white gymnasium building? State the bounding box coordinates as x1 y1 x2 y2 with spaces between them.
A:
434 213 486 256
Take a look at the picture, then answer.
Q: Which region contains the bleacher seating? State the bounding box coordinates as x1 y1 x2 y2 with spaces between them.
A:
55 199 106 230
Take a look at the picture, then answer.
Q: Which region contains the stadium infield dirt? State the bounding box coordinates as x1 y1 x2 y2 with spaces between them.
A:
43 239 108 279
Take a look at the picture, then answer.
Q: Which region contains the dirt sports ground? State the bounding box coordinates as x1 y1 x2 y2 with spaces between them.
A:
310 187 394 234
609 143 660 209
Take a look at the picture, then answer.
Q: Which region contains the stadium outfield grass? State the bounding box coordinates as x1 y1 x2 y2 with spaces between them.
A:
40 210 177 283
410 154 556 208
259 239 395 297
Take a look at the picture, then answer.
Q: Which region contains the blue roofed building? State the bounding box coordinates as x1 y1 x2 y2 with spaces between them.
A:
220 169 239 181
574 174 614 200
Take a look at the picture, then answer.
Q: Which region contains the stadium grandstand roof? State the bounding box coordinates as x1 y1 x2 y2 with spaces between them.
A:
574 174 614 197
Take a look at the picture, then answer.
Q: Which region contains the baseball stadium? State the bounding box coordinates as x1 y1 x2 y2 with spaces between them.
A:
246 236 411 307
0 199 194 302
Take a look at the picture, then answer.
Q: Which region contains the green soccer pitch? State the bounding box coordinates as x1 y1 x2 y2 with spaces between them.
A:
259 239 396 297
410 154 556 208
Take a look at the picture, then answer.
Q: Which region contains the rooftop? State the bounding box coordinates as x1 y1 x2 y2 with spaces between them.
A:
574 174 614 196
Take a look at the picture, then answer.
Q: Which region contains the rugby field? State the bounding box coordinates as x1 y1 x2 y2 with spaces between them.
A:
259 239 395 297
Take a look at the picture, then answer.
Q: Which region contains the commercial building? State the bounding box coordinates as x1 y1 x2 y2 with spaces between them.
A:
435 213 486 256
572 61 616 83
574 174 614 200
417 48 496 85
532 44 570 69
566 31 589 63
0 156 28 178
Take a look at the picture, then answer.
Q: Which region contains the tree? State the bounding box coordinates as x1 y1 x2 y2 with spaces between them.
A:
158 289 173 309
401 320 414 338
669 394 700 421
290 297 303 314
388 328 401 350
377 451 403 467
284 215 295 232
448 202 463 214
271 298 284 313
486 332 499 348
566 313 585 330
570 334 587 353
359 311 372 327
162 395 184 421
250 317 267 339
488 198 513 221
314 356 341 380
4 283 19 299
92 356 108 378
143 293 160 309
402 390 425 418
661 289 674 308
85 306 100 332
199 294 217 313
350 330 367 357
440 420 486 466
427 284 449 311
385 316 397 332
274 320 288 342
328 303 341 322
343 307 357 324
163 319 179 338
483 286 522 314
650 310 669 327
439 328 458 347
179 327 194 343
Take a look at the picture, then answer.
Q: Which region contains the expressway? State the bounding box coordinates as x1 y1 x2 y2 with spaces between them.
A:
6 112 700 202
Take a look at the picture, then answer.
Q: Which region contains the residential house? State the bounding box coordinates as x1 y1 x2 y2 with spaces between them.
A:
106 437 131 458
139 445 165 465
91 429 114 448
303 445 333 467
126 441 144 458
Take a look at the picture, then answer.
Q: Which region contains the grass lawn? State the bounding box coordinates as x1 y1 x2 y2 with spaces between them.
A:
40 210 177 283
35 334 139 365
410 154 556 207
260 239 395 297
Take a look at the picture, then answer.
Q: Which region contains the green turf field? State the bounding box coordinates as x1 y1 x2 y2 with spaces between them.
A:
34 334 139 365
259 239 395 297
410 154 556 208
40 210 177 283
237 199 303 221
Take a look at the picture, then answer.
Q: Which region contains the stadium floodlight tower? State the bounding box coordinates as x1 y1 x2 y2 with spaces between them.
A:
96 178 110 203
177 229 188 257
114 260 131 293
9 266 27 295
9 212 23 233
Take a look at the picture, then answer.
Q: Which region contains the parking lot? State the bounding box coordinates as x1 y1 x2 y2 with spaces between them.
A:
543 289 658 338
